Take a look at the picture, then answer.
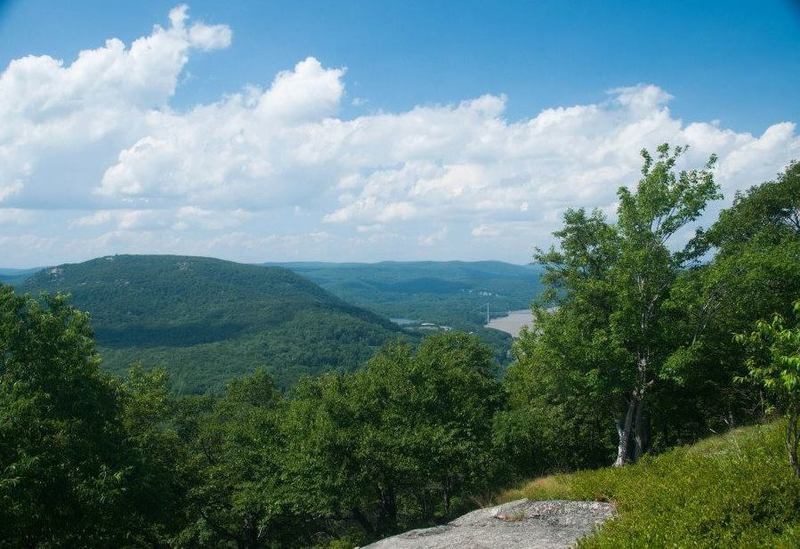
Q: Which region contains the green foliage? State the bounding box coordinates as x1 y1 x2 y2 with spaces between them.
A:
0 287 164 546
655 161 800 445
0 267 41 286
501 421 800 547
280 332 504 543
706 160 800 252
22 255 405 392
737 301 800 407
737 301 800 476
276 260 545 365
275 261 543 328
514 144 721 469
175 370 310 547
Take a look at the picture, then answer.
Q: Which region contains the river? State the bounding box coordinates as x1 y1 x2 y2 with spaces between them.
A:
485 309 534 338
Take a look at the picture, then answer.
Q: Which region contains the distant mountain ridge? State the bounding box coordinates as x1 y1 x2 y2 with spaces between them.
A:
7 258 544 380
21 255 405 392
271 260 542 327
272 260 544 364
0 267 42 286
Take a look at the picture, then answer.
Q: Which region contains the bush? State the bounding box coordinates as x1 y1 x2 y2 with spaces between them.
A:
501 421 800 547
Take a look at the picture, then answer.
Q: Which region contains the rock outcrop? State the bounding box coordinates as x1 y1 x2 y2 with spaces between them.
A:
364 499 615 549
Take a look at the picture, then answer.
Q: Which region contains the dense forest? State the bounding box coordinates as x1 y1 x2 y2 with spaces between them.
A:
1 147 798 547
274 261 543 365
274 261 543 366
0 267 41 286
10 259 541 372
274 261 542 326
21 256 405 392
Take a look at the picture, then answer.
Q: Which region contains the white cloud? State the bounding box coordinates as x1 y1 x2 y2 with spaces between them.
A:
0 182 23 203
0 7 798 266
418 226 448 246
71 210 114 227
0 208 35 225
471 224 501 238
0 4 231 208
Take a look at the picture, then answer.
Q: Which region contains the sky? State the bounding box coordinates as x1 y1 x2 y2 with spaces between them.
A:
0 1 798 267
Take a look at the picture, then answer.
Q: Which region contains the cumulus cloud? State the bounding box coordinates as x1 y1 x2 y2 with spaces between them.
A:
0 6 798 266
419 226 448 247
0 4 231 208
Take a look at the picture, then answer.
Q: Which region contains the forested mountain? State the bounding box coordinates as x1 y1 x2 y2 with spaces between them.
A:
272 261 543 326
22 255 405 392
0 267 41 286
273 261 544 363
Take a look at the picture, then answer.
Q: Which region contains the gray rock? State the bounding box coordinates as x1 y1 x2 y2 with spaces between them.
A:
363 499 615 549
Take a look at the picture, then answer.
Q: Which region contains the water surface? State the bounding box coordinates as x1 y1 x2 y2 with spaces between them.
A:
486 309 534 338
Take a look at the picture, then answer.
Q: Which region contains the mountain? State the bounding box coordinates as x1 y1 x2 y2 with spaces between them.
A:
272 261 543 327
271 261 544 363
22 255 405 392
0 267 42 286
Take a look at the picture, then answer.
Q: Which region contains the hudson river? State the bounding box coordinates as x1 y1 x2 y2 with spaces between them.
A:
486 309 534 338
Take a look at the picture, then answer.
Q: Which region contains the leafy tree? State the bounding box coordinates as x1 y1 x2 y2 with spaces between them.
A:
736 301 800 476
176 369 302 548
608 145 720 464
666 161 800 433
281 333 503 543
116 365 191 544
518 144 720 467
0 288 129 545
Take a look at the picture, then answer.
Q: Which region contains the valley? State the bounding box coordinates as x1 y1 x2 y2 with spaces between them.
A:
13 256 544 392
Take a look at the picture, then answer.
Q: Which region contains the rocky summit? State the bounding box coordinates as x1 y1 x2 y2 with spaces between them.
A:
364 499 616 549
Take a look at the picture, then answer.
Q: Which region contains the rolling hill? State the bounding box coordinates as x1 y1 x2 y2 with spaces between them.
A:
273 261 544 363
273 261 543 327
0 267 42 286
21 255 406 392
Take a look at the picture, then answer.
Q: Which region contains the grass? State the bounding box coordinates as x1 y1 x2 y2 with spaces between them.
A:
499 420 800 547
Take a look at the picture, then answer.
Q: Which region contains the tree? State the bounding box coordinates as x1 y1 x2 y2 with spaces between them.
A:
736 301 800 477
177 369 302 548
0 288 129 545
525 144 720 467
116 365 191 545
280 333 503 544
668 161 800 433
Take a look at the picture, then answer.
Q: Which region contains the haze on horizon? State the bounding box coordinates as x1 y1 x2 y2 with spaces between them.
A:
0 0 798 268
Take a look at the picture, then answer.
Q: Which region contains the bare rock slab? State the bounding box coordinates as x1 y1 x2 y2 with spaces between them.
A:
363 499 615 549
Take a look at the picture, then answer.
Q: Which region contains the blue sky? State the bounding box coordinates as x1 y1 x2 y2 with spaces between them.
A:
0 1 798 266
3 0 798 130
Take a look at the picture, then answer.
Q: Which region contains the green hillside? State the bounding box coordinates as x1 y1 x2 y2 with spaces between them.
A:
0 267 41 286
500 420 800 547
273 261 542 324
22 255 405 392
273 260 544 363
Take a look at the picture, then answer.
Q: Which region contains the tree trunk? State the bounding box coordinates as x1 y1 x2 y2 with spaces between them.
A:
351 507 375 538
242 513 261 549
787 407 800 478
377 485 398 535
633 399 650 461
614 398 637 467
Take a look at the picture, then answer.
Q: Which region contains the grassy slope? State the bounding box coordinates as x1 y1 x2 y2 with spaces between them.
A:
500 421 800 547
22 255 405 392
